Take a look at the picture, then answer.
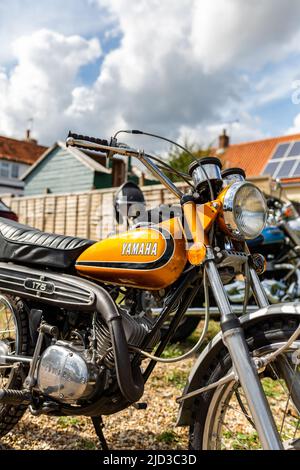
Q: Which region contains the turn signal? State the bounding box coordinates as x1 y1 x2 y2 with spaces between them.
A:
187 242 207 266
251 253 267 275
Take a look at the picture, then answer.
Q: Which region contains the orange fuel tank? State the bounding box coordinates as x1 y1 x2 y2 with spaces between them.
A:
76 218 187 290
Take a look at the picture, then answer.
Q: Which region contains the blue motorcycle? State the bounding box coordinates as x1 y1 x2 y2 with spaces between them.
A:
228 195 300 304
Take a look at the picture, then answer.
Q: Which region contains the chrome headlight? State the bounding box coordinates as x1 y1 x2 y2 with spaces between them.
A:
221 182 267 240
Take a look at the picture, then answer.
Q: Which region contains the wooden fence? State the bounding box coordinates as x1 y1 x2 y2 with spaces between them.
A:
1 183 188 240
1 176 275 240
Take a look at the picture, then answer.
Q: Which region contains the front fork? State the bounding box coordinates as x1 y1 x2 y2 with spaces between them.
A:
205 251 283 450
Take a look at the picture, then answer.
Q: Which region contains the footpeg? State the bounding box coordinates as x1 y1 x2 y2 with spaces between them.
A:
29 401 60 416
0 388 31 405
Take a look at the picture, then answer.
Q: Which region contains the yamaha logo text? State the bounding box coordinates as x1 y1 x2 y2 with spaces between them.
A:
122 242 158 256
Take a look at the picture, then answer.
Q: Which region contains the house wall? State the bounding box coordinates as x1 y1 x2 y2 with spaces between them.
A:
93 172 113 189
0 161 29 196
24 147 95 196
0 178 24 195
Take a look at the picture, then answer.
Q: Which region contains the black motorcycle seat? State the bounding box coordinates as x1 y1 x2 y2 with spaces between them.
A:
0 218 95 270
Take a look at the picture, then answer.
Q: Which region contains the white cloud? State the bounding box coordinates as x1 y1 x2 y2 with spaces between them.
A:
285 113 300 135
0 29 101 141
190 0 300 72
0 0 109 63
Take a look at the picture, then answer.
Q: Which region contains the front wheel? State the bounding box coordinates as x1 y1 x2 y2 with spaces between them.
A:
189 316 300 450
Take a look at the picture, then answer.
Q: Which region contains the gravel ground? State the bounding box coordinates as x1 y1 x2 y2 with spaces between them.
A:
4 321 298 451
0 359 193 450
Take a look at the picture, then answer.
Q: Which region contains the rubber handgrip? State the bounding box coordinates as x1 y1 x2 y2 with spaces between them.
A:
68 131 108 147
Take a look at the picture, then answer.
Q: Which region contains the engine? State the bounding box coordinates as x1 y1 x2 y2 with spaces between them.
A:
95 307 160 367
37 341 99 403
35 308 160 404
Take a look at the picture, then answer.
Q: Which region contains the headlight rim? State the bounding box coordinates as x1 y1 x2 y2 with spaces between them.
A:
220 181 267 240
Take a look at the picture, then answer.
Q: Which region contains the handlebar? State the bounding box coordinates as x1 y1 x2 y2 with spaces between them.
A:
67 131 108 148
66 131 183 199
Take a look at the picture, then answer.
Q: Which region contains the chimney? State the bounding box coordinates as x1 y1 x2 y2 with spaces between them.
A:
25 129 37 145
218 129 230 150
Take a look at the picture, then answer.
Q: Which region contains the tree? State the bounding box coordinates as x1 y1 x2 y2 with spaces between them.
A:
167 140 211 182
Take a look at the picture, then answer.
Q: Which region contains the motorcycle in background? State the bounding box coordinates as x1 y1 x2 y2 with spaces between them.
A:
227 194 300 305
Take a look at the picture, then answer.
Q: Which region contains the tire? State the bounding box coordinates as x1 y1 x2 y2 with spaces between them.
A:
0 296 30 438
189 316 300 450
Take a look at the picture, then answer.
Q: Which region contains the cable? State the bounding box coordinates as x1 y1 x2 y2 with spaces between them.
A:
243 259 250 316
144 154 193 187
156 163 190 179
147 154 191 179
129 268 210 363
113 129 214 200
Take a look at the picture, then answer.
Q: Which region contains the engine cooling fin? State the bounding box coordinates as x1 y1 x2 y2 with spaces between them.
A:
95 309 160 367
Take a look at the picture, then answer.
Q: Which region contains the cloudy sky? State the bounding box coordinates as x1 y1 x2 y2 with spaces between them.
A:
1 0 300 153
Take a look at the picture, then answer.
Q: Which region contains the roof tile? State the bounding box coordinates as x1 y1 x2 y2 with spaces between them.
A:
213 133 300 177
0 135 47 165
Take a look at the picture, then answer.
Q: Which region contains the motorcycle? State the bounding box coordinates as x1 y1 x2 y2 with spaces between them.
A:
0 129 299 450
226 194 300 305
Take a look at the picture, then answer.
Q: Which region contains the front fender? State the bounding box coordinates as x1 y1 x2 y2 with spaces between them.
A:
177 303 300 426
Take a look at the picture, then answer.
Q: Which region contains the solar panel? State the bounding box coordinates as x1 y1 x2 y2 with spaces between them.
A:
263 161 280 176
271 143 290 160
293 161 300 176
276 159 297 178
287 141 300 157
262 140 300 179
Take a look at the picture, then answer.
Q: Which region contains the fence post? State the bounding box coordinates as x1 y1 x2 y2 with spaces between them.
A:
86 192 92 239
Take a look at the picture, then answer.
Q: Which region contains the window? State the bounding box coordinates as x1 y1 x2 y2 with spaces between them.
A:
263 140 300 178
11 163 19 179
0 162 9 178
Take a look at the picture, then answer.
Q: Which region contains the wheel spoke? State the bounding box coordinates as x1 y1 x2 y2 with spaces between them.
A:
269 363 288 394
0 300 18 393
0 329 15 335
203 343 300 449
234 389 256 429
219 418 251 450
280 361 298 436
227 401 253 424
